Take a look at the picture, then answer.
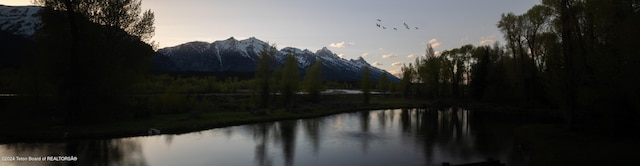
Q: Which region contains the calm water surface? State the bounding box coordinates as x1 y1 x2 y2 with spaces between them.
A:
0 108 527 166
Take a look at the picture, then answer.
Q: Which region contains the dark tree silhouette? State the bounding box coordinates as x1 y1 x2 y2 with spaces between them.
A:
361 66 372 104
281 50 300 108
255 43 277 109
29 0 156 124
304 59 323 103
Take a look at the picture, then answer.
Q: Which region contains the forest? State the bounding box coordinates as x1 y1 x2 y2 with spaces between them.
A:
397 0 639 133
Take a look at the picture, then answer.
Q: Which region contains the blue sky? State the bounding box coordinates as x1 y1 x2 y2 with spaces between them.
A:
2 0 540 75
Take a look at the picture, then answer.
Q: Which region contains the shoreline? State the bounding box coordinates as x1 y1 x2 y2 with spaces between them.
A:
0 103 420 144
0 98 559 144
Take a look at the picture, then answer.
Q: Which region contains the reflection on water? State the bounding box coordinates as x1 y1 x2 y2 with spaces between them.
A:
0 108 526 166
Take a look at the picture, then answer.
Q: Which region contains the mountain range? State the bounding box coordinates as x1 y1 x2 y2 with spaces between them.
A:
155 37 398 82
1 5 398 82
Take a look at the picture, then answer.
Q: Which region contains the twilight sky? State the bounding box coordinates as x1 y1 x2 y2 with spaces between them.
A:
2 0 540 75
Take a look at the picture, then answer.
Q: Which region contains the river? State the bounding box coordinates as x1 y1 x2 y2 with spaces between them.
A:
0 108 527 166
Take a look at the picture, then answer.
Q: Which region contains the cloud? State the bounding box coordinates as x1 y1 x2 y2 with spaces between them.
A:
361 53 369 57
378 48 383 51
391 62 404 67
329 41 354 48
435 51 441 56
372 62 383 66
428 38 442 48
382 54 397 59
338 54 345 58
407 54 415 58
479 35 497 45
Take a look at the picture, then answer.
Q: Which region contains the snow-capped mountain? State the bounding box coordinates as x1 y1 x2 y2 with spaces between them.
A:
156 37 399 82
0 5 398 82
158 37 266 72
0 5 41 38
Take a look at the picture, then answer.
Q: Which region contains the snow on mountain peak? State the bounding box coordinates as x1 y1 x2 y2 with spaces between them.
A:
281 47 305 55
156 36 397 81
0 5 42 37
351 57 369 66
239 37 267 49
316 47 338 58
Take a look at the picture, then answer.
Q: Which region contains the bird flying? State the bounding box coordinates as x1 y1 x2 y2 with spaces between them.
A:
373 18 420 31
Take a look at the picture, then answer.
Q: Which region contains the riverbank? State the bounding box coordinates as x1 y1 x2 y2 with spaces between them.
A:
514 124 640 166
0 95 430 143
0 94 560 144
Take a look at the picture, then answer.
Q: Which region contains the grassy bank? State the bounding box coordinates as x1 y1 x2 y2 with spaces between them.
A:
0 94 426 143
515 124 640 166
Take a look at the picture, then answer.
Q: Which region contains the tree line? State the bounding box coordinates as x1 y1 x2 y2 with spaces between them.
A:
254 43 326 110
400 0 639 132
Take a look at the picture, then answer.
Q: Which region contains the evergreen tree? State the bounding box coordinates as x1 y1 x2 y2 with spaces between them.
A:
281 50 299 108
255 43 277 109
304 59 323 103
362 66 372 104
377 72 388 95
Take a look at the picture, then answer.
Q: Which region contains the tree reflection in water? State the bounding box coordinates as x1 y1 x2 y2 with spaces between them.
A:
302 118 322 154
250 120 299 166
0 108 523 165
252 122 275 166
276 120 297 166
244 108 522 166
376 109 387 129
358 111 371 153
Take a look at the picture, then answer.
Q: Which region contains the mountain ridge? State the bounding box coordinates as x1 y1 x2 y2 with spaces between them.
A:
155 37 399 82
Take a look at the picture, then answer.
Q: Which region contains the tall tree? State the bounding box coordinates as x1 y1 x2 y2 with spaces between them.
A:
255 43 277 109
304 59 323 103
400 64 415 98
470 46 491 100
377 73 389 95
523 5 552 71
498 12 535 104
422 44 441 99
281 50 299 108
361 66 372 104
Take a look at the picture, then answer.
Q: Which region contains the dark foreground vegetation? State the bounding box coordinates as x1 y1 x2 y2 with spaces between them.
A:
398 0 640 134
0 92 433 142
0 0 639 165
393 1 639 165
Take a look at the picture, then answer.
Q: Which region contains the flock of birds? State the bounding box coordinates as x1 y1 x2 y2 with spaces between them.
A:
375 19 419 31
